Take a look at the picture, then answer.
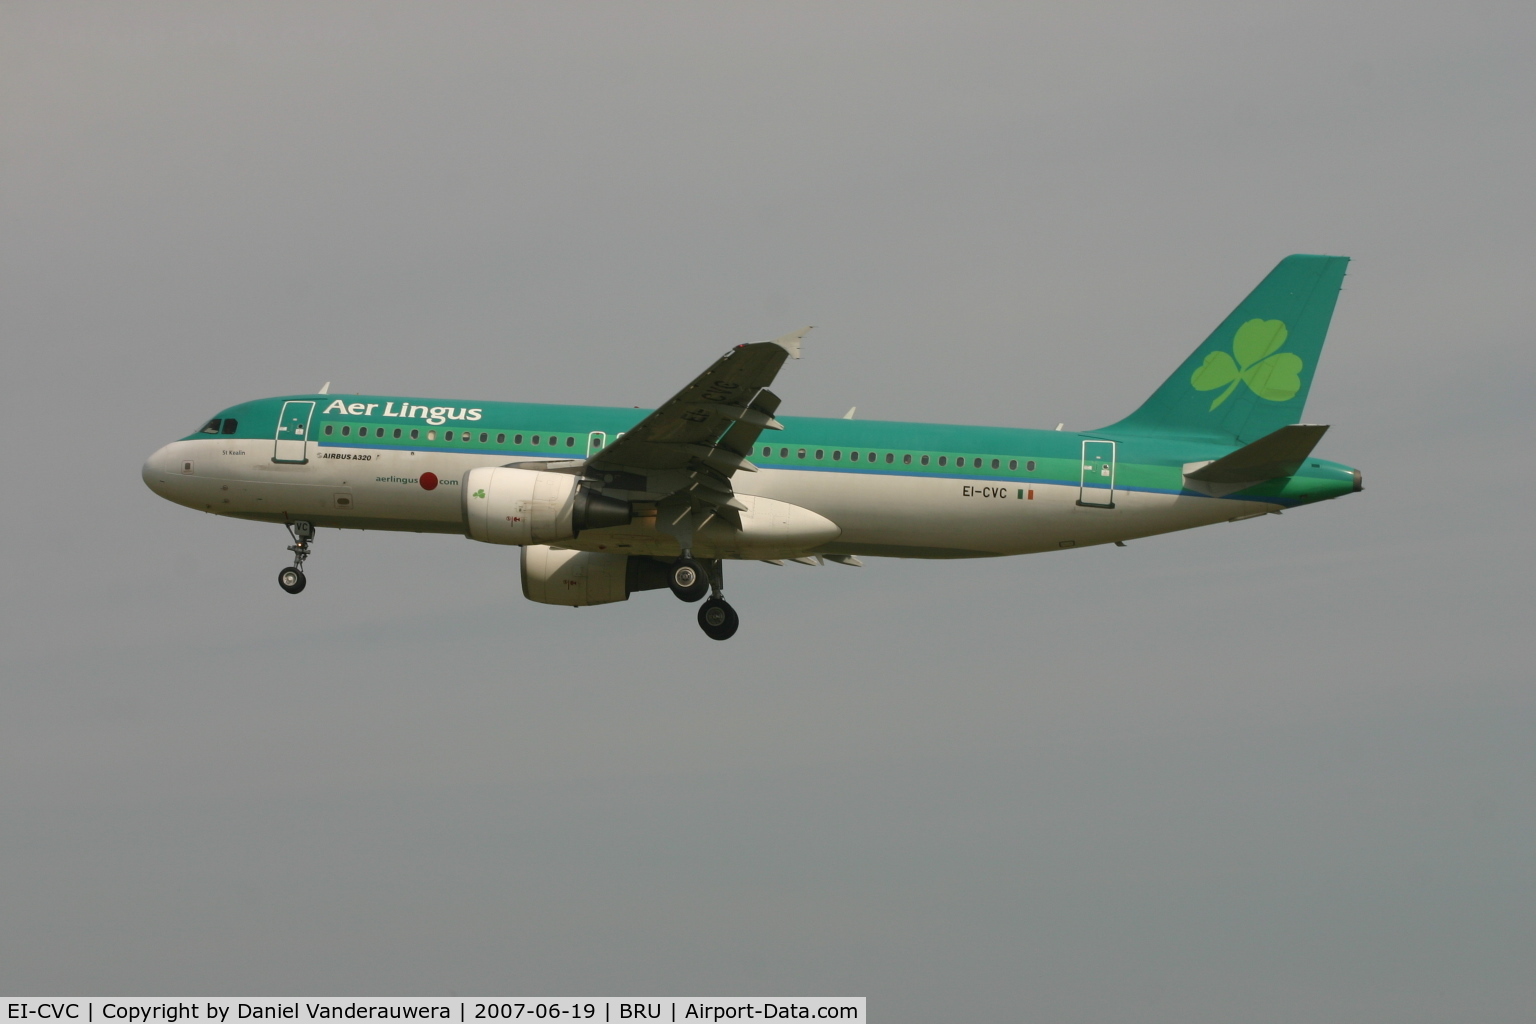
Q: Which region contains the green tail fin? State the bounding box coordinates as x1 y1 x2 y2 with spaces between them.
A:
1099 255 1349 444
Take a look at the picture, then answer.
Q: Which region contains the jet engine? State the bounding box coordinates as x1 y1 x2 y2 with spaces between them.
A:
463 466 631 545
521 545 670 607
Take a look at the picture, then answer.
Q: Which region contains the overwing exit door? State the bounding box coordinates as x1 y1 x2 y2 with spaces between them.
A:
273 401 315 464
1077 439 1116 508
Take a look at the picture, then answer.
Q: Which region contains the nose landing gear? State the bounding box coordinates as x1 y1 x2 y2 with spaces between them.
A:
279 521 314 595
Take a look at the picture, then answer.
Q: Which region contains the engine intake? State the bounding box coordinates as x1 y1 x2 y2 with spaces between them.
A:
463 466 632 545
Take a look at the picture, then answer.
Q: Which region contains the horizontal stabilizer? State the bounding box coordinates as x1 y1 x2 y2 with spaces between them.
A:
1184 424 1329 483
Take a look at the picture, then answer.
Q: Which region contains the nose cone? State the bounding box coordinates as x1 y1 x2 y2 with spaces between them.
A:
142 442 186 502
1352 468 1363 492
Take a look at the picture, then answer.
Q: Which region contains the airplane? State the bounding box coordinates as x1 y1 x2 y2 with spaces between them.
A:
143 255 1361 640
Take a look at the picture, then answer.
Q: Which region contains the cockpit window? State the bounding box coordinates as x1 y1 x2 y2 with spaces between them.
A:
221 419 238 434
200 418 222 434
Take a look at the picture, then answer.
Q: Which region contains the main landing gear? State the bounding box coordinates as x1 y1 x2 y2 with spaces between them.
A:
669 552 738 640
697 597 738 641
279 521 314 595
667 554 709 602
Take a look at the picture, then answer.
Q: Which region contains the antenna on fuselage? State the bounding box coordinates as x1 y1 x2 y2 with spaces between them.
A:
843 407 856 419
318 382 331 394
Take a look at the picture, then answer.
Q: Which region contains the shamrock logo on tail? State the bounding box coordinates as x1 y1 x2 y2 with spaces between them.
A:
1191 319 1304 410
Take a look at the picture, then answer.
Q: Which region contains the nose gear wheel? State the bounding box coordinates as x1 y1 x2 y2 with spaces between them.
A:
279 521 315 595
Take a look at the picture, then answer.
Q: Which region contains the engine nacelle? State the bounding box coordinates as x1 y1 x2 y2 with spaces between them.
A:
520 545 671 607
463 466 631 545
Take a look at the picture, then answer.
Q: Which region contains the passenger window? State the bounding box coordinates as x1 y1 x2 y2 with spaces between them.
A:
480 432 488 443
532 435 540 445
394 428 402 439
1008 459 1017 470
781 448 789 457
762 446 771 456
902 454 911 465
497 433 505 444
850 451 858 460
974 458 982 468
991 458 1000 469
939 456 947 466
324 425 334 436
427 430 436 440
410 429 420 440
341 426 351 436
514 434 523 444
920 455 929 466
1027 460 1036 471
566 436 575 447
798 449 807 459
222 419 238 435
816 449 825 460
833 451 842 461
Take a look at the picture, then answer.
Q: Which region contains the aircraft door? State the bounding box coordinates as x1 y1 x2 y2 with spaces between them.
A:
588 431 607 456
1078 439 1116 508
273 401 315 464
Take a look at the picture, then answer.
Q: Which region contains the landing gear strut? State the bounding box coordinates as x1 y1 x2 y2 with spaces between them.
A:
695 559 738 641
279 521 314 595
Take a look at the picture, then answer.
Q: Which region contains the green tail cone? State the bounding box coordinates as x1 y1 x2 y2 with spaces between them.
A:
1099 255 1349 444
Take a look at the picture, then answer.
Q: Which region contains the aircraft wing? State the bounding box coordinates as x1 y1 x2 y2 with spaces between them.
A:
585 328 808 514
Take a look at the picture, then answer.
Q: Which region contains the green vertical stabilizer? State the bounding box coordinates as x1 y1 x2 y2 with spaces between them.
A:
1099 255 1349 444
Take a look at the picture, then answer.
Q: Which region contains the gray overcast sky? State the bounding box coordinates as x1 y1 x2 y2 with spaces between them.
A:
2 2 1533 1019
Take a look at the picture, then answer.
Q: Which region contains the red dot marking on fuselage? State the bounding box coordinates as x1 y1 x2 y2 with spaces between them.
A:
420 472 438 491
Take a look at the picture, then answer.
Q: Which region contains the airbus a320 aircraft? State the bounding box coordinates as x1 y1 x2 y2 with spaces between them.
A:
144 255 1361 640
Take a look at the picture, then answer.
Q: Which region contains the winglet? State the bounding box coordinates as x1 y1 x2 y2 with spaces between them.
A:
771 326 812 359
